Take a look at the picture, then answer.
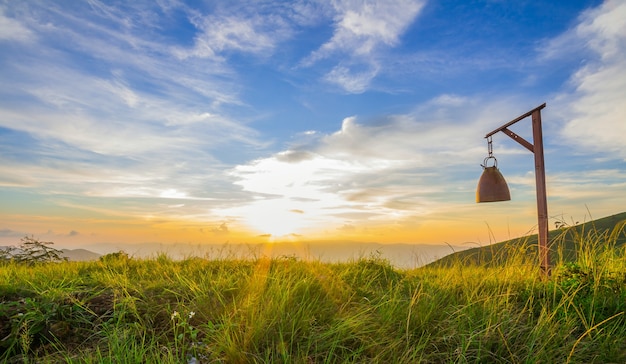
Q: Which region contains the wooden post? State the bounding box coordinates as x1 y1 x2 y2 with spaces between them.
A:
532 109 550 276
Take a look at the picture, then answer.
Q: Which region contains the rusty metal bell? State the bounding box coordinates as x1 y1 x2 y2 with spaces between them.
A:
476 157 510 203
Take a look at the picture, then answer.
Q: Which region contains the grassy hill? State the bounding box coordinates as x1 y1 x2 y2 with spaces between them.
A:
1 215 626 362
428 211 626 268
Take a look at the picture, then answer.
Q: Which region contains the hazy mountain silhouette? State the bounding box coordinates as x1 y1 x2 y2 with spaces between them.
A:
61 248 101 261
79 241 471 269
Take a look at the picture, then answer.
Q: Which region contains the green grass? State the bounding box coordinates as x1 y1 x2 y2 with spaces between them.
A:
430 211 626 268
1 222 626 363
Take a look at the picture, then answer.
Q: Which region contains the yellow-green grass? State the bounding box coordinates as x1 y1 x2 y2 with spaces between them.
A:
1 223 625 363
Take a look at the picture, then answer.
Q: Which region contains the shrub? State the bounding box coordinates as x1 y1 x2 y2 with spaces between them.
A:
2 236 66 265
99 250 130 263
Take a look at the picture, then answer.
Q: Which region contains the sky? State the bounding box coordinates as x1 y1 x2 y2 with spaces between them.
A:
1 0 625 250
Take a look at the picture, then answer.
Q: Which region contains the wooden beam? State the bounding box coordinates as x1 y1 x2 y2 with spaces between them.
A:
485 103 546 138
501 128 534 153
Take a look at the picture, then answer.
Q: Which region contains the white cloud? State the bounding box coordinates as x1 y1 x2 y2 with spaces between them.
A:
308 0 425 61
177 1 321 61
430 94 470 107
221 90 564 238
0 11 263 156
557 1 626 159
303 0 425 93
0 8 34 42
9 2 239 106
576 1 626 60
547 168 626 219
225 98 514 234
324 63 379 93
0 1 279 229
182 15 279 59
103 72 141 107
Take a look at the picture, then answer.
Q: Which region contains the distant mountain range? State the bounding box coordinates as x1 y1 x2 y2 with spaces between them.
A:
428 211 626 268
61 248 102 261
1 240 470 268
78 241 472 269
0 246 102 262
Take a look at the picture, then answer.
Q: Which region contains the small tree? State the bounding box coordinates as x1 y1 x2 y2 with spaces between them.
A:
13 236 67 264
0 245 17 262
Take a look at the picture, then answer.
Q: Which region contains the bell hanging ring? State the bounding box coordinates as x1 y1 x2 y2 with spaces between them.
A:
476 156 511 203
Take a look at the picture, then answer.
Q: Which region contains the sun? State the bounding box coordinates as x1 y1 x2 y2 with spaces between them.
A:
235 199 311 239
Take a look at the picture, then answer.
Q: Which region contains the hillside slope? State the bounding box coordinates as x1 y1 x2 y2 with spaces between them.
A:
428 211 626 267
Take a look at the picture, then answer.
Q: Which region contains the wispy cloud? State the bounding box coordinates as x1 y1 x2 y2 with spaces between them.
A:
0 7 35 42
323 63 380 93
0 1 268 213
302 0 426 93
547 169 626 217
306 0 425 61
175 1 333 61
0 228 25 238
181 15 281 59
555 1 626 159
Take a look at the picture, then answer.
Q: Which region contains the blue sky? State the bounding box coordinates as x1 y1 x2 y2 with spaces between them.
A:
0 0 625 248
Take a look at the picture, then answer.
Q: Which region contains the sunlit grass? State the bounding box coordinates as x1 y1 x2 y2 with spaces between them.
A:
1 222 625 363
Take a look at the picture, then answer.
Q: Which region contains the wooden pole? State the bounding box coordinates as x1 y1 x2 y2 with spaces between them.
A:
532 109 550 276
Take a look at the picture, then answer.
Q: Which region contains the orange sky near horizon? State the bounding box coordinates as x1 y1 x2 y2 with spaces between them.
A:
0 195 592 250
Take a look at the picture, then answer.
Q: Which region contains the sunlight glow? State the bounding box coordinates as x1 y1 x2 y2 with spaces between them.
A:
231 199 313 238
160 189 187 199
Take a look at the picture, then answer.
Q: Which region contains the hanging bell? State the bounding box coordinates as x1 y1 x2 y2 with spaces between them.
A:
476 156 511 203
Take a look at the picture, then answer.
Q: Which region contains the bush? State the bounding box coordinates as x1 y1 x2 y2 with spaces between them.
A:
99 250 130 263
1 236 66 265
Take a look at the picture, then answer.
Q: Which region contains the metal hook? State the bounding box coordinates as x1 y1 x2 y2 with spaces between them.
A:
481 136 497 168
482 156 498 168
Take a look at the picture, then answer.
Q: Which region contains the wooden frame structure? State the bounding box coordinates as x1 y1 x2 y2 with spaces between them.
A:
484 103 550 275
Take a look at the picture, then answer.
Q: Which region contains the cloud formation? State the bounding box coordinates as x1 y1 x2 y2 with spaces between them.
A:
558 1 626 159
0 7 34 42
303 0 425 92
226 98 514 235
0 228 25 238
182 15 281 59
305 0 423 57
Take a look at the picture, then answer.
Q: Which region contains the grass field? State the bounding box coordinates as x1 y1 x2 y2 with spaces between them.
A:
1 222 626 363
